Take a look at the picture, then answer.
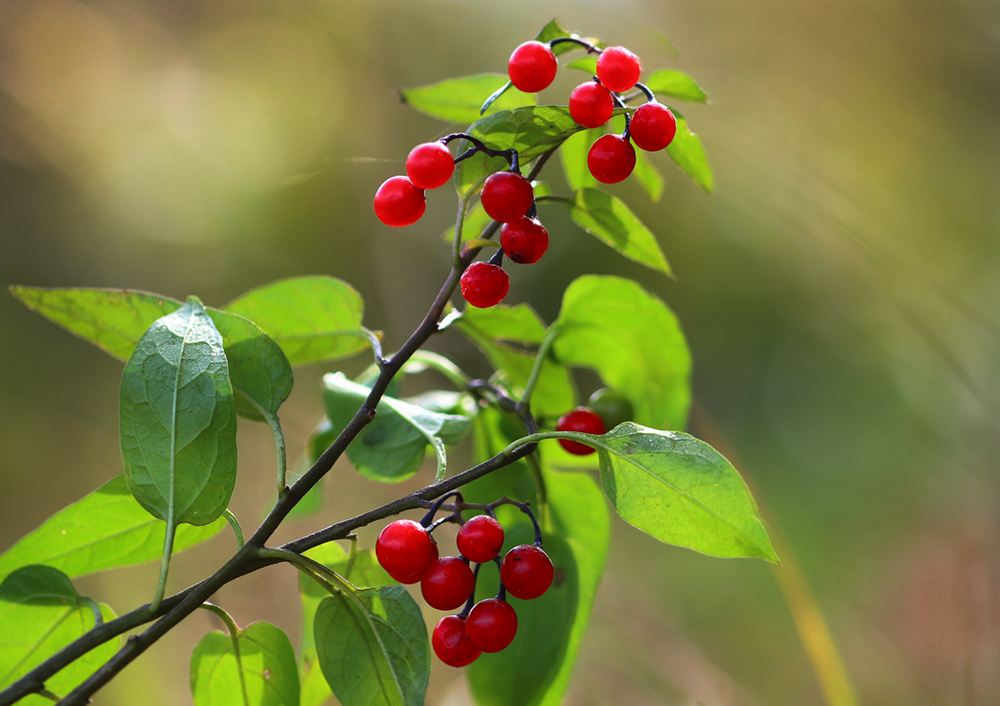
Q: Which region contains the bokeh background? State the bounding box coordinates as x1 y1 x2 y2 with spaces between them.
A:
2 0 999 704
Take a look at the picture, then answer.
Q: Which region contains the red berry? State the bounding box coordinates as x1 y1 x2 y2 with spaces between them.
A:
629 102 677 152
460 262 509 308
457 515 505 563
587 134 636 184
421 557 476 611
481 171 534 223
556 406 606 456
500 217 549 264
406 142 455 189
375 519 433 577
466 599 518 653
569 81 614 128
386 540 439 585
500 544 554 600
432 615 481 667
596 46 642 93
507 41 558 93
373 176 426 227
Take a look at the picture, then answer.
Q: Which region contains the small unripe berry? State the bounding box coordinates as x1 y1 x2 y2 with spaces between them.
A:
507 41 558 93
466 599 518 653
433 615 481 667
596 46 642 93
500 217 549 264
373 176 426 227
481 171 534 223
500 544 554 600
556 406 606 456
406 142 455 189
629 102 677 152
587 134 636 184
569 81 614 128
460 262 509 309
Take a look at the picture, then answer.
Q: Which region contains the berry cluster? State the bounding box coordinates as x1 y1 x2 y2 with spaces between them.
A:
554 388 634 455
373 141 456 228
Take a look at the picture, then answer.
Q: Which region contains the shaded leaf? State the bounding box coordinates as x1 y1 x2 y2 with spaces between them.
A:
191 621 299 706
666 112 714 192
644 69 709 103
558 128 601 193
566 188 670 274
400 74 534 124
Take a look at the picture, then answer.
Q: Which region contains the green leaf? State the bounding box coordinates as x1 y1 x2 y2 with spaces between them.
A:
0 476 224 583
594 423 778 561
564 56 598 74
559 128 601 193
566 188 671 274
631 147 665 202
224 277 370 366
440 201 493 245
534 19 574 49
666 112 714 192
119 297 238 526
400 74 535 124
314 586 428 706
191 621 299 706
0 566 119 704
644 69 709 103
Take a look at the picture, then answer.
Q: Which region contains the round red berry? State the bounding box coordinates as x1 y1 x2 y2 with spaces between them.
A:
500 217 549 264
556 406 606 456
406 142 455 189
373 176 425 227
569 81 614 128
375 519 433 578
629 102 677 152
481 171 534 223
421 557 476 611
587 134 636 184
460 262 509 309
500 544 554 600
507 41 558 93
457 515 505 563
386 539 438 585
466 599 518 653
596 46 642 93
432 615 481 667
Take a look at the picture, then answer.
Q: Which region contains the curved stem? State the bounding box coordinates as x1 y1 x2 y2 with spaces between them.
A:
223 510 245 552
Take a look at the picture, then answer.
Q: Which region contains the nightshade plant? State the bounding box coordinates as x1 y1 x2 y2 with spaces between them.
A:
0 20 776 706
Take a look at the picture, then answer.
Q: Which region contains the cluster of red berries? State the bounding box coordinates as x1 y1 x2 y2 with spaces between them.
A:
373 141 456 228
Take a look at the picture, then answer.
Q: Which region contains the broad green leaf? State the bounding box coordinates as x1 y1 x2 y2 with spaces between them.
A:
564 56 598 74
566 188 671 274
191 621 299 706
314 585 428 706
559 128 601 193
632 147 664 202
400 74 535 124
0 566 118 704
644 69 709 103
0 476 224 583
594 423 778 561
534 19 574 50
666 112 713 192
224 277 370 366
120 297 237 526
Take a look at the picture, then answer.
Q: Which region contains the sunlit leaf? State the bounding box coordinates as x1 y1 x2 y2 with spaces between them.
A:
564 57 598 74
559 128 601 193
666 112 713 192
632 147 664 202
566 188 670 274
644 69 709 103
400 74 535 124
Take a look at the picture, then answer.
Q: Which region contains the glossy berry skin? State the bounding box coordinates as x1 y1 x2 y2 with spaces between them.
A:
629 102 677 152
466 599 518 653
500 217 549 264
373 176 425 227
596 46 642 93
421 557 476 611
406 142 455 189
460 262 509 308
587 134 636 184
556 406 607 456
457 515 505 563
375 519 433 578
507 41 558 93
500 544 554 600
433 616 481 667
569 81 614 128
386 540 438 585
481 171 534 223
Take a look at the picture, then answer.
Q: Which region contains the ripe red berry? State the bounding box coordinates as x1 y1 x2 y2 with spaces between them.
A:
432 615 481 667
373 176 426 227
375 519 433 578
466 599 518 653
421 557 476 611
457 515 505 563
386 540 439 585
629 102 677 152
480 171 534 223
460 262 509 308
406 142 455 189
587 134 636 184
500 544 554 600
569 81 614 128
596 46 642 93
500 217 549 264
507 41 558 93
556 406 607 456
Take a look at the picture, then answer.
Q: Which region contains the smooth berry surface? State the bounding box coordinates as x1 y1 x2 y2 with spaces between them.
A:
480 171 534 223
420 557 476 611
587 134 636 184
386 540 438 585
596 46 642 93
406 142 455 189
507 41 558 93
500 217 549 264
432 616 481 667
375 519 433 578
569 81 614 128
556 406 607 455
457 515 505 563
629 102 677 152
460 262 509 308
466 599 518 653
373 176 425 227
500 544 554 600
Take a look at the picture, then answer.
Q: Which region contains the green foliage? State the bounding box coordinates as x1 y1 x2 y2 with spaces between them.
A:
400 74 535 124
566 189 671 274
666 111 714 192
645 69 710 103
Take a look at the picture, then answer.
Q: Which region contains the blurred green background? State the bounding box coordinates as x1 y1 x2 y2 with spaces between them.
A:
2 0 998 704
